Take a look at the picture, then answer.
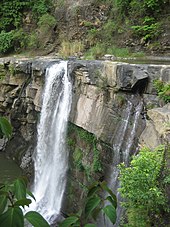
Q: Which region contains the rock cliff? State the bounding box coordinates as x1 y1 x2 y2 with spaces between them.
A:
0 57 169 219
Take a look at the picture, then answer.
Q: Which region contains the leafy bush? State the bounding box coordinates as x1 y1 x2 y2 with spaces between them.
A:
31 0 52 17
0 117 12 138
115 0 167 43
116 0 131 16
154 80 170 103
37 13 56 28
0 177 50 227
131 17 161 42
59 181 117 226
0 31 14 54
0 29 28 54
0 0 54 54
12 29 28 51
27 32 39 49
119 146 167 226
87 28 100 46
0 0 31 31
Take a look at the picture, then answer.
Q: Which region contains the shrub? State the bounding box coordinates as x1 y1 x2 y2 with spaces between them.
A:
119 146 167 226
0 31 14 54
37 13 56 29
154 80 170 103
131 17 161 42
0 29 28 54
0 0 31 31
0 177 50 227
31 0 51 17
27 32 39 49
12 29 28 51
59 181 117 226
84 43 106 59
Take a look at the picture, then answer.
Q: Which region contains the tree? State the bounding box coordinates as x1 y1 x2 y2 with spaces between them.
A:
119 146 167 226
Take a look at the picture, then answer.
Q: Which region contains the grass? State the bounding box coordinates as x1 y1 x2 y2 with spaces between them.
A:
59 40 84 58
83 42 144 59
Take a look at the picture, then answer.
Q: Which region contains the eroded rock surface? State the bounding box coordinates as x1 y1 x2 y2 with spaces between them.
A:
0 57 169 219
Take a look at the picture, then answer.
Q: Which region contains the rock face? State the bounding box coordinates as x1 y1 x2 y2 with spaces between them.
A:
140 104 170 148
69 60 150 144
0 57 60 177
0 57 169 221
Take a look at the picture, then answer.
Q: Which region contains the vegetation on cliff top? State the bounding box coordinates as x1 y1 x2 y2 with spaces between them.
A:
0 0 169 57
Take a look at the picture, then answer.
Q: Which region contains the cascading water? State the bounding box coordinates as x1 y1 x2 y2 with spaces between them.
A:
123 100 143 164
101 95 144 227
30 61 72 223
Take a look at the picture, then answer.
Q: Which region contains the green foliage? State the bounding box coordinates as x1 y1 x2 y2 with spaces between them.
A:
131 17 161 42
154 80 170 103
86 20 116 46
107 45 129 57
37 13 56 28
0 31 14 54
119 145 167 226
0 0 53 54
0 0 31 31
84 42 130 59
27 32 39 49
116 0 131 16
0 117 12 138
84 43 106 59
67 123 102 179
31 0 52 17
73 148 84 171
25 211 49 227
115 0 167 43
0 29 28 54
12 29 28 51
77 129 102 174
125 207 150 227
0 177 50 227
59 181 117 226
116 0 168 18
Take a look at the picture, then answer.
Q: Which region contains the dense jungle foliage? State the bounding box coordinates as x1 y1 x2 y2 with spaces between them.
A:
0 0 54 54
0 0 169 56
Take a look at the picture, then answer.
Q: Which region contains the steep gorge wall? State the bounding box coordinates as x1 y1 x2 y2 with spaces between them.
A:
0 57 169 215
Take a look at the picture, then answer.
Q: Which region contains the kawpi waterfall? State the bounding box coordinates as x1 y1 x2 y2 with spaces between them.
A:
30 61 72 223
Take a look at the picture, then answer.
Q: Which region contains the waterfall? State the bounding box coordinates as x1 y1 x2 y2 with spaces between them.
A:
123 100 143 164
30 61 72 223
101 96 143 227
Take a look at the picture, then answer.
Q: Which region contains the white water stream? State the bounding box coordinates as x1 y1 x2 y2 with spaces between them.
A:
103 97 143 227
30 61 72 223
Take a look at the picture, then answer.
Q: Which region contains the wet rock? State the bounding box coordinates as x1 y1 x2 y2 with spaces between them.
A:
116 64 148 91
139 104 170 148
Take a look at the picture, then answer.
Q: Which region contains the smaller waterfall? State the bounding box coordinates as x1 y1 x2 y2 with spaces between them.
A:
112 101 133 166
105 96 144 227
123 101 143 164
30 61 72 223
